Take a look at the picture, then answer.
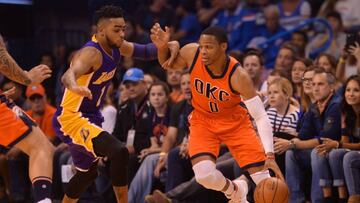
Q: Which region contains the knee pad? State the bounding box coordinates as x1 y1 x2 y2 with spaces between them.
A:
193 160 226 191
65 164 98 198
110 142 129 165
250 169 270 185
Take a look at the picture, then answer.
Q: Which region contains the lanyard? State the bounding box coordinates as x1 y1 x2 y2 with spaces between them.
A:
273 103 290 133
132 98 148 128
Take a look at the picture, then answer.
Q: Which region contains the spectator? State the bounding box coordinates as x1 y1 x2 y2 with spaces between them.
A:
315 53 337 75
166 69 184 103
128 81 172 203
247 5 290 69
335 0 360 30
291 30 308 57
211 0 244 51
299 66 316 120
277 0 311 30
286 68 342 203
312 75 360 203
307 11 346 59
172 0 202 44
144 73 157 89
112 68 153 183
39 52 57 105
153 72 193 192
25 84 57 143
135 0 176 32
242 50 265 90
274 43 297 79
267 77 299 175
336 41 360 82
291 57 312 99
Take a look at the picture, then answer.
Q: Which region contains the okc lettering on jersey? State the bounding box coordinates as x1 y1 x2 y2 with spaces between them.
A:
194 78 230 102
92 68 116 85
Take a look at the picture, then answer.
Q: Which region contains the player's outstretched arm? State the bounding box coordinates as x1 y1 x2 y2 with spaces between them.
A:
0 34 51 85
61 47 101 99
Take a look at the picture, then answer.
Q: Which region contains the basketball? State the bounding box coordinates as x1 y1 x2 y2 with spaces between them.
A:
253 177 289 203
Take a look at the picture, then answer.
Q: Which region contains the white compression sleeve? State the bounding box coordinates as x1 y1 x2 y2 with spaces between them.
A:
243 96 274 154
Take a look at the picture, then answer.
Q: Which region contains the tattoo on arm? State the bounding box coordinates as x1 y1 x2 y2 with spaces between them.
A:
0 47 31 85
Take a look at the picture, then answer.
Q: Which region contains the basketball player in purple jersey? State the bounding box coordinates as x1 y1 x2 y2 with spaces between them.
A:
53 5 178 203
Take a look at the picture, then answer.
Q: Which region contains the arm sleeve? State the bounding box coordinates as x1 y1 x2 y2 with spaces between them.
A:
243 96 274 153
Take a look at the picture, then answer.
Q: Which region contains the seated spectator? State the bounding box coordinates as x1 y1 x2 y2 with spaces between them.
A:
274 43 298 79
315 53 337 75
128 81 172 203
298 66 316 129
166 69 184 103
312 75 360 203
247 5 290 69
172 0 202 45
335 0 360 30
306 11 346 59
285 68 342 203
112 68 152 183
267 77 299 174
144 73 157 90
135 0 176 32
291 30 308 57
277 0 311 30
242 50 266 91
25 84 57 143
211 0 244 51
153 72 193 192
291 57 312 99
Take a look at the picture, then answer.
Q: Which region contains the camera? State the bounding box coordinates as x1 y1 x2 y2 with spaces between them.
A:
344 31 360 53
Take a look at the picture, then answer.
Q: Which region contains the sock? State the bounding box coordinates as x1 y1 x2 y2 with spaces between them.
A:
32 176 52 203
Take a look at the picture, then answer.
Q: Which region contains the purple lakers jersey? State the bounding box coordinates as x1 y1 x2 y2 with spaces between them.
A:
60 36 120 113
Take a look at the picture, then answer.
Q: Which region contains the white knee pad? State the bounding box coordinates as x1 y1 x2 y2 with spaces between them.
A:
193 160 226 191
250 169 270 185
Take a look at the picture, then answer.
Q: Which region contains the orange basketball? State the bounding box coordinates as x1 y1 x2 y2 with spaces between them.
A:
253 177 289 203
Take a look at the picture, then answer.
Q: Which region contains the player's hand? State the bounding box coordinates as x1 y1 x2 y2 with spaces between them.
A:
162 40 180 69
264 154 285 182
154 155 167 178
69 86 93 100
27 64 52 84
150 23 171 49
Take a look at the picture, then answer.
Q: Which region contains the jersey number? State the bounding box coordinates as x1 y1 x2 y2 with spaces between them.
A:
96 86 106 107
209 101 219 112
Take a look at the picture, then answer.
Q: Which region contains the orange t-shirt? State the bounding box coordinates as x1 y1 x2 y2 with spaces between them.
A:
26 104 56 138
189 49 246 117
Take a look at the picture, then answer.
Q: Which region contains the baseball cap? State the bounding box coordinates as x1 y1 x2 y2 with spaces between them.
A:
26 83 45 98
123 68 144 83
